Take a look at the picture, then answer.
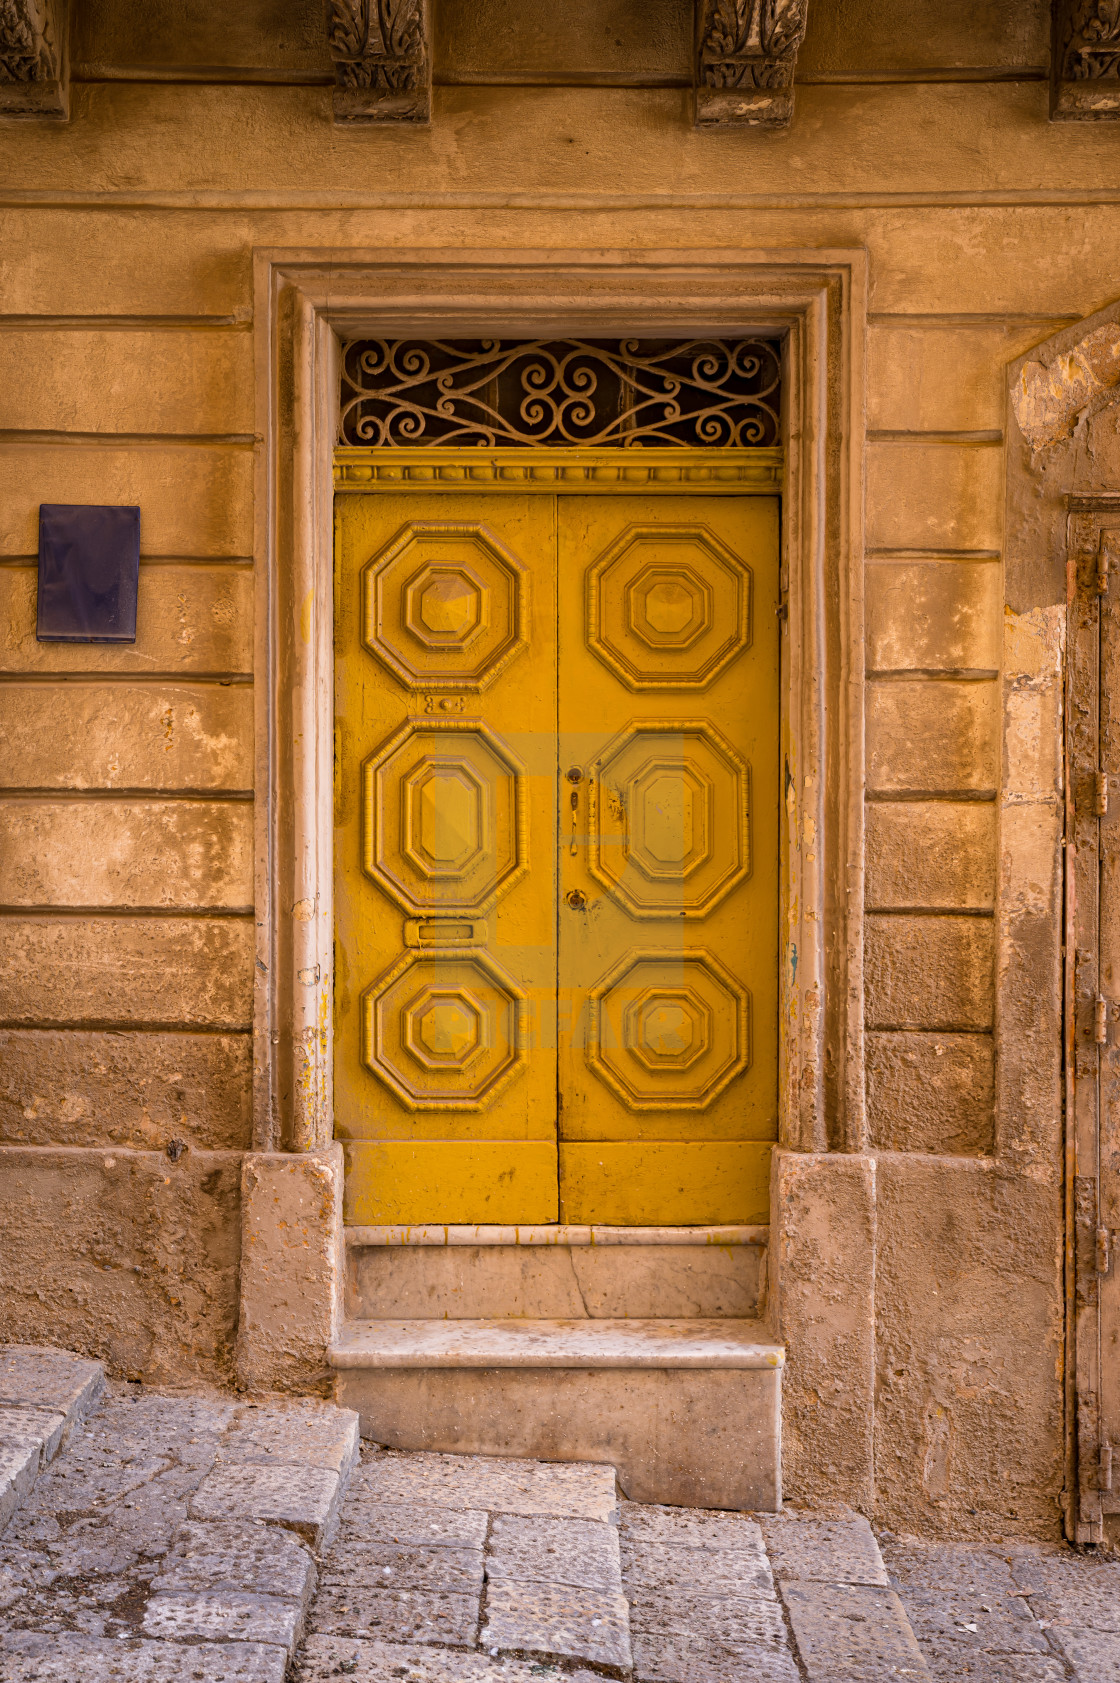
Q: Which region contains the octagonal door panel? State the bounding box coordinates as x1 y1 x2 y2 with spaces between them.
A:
556 495 781 1226
334 492 559 1225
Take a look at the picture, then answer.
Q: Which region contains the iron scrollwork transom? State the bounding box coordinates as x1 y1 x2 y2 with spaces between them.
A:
338 338 782 448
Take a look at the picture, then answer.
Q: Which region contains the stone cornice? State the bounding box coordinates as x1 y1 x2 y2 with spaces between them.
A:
0 0 68 120
326 0 430 123
1051 0 1120 121
694 0 808 128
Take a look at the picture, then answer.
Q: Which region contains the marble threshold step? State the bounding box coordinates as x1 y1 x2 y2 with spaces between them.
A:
329 1317 784 1512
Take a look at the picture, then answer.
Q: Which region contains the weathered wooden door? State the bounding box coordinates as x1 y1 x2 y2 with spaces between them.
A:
334 478 780 1228
556 495 780 1224
334 493 561 1224
1068 513 1120 1544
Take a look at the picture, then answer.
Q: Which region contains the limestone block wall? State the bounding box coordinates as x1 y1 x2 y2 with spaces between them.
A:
0 0 1115 1526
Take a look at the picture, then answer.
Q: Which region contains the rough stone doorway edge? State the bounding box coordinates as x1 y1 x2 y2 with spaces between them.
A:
1006 296 1120 1543
234 247 870 1486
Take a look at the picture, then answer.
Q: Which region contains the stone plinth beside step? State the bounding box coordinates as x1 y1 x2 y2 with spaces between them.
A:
0 1345 104 1531
330 1317 783 1509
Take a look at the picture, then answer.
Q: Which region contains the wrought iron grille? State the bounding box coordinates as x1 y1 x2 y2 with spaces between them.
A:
338 338 781 448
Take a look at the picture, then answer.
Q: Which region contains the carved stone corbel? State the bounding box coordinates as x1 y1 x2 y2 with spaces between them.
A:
326 0 430 124
1051 0 1120 120
0 0 68 120
694 0 808 129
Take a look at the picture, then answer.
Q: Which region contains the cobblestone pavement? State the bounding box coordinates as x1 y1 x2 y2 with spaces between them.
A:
882 1533 1120 1683
295 1455 932 1683
4 1348 1120 1681
0 1346 358 1681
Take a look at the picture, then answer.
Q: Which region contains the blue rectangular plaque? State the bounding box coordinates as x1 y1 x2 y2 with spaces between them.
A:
36 503 141 643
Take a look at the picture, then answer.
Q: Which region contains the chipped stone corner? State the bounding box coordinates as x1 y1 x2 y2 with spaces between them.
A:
1004 602 1065 692
1012 320 1120 455
235 1143 345 1396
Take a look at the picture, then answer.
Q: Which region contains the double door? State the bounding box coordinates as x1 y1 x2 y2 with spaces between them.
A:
333 486 780 1227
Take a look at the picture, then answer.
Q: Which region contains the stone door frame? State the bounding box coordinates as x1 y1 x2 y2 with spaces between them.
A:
238 245 869 1394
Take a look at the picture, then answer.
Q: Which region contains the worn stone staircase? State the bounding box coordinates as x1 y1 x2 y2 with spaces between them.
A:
327 1224 784 1510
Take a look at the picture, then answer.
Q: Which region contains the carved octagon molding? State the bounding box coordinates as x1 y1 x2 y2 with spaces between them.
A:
586 947 750 1111
361 520 529 691
361 948 527 1110
362 718 527 913
589 719 750 917
586 523 752 690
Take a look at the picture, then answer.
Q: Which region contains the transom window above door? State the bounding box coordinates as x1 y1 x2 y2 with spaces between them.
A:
338 337 782 449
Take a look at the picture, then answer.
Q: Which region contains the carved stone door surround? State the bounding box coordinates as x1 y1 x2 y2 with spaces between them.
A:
238 246 867 1400
1007 298 1120 1545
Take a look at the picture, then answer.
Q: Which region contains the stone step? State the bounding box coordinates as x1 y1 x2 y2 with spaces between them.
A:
0 1345 105 1533
345 1222 769 1321
329 1317 784 1512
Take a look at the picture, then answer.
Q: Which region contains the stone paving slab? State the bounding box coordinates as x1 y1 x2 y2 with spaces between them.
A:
486 1514 621 1592
0 1363 360 1673
1047 1625 1120 1681
762 1509 890 1586
620 1500 764 1549
780 1580 932 1680
141 1588 303 1652
351 1451 618 1520
294 1634 602 1682
0 1445 41 1535
217 1403 360 1477
627 1586 787 1646
884 1542 1022 1596
1011 1549 1120 1629
904 1638 1069 1681
0 1410 66 1469
480 1579 632 1668
320 1539 484 1592
340 1501 489 1548
151 1519 317 1603
0 1349 105 1444
899 1583 1051 1654
0 1629 289 1681
882 1535 1120 1681
311 1582 480 1645
623 1536 774 1596
189 1463 345 1549
631 1628 801 1683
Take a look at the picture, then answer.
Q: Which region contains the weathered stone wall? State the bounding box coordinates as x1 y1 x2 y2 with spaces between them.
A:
0 0 1116 1527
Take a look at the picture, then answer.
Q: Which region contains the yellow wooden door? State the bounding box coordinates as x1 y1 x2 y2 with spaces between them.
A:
556 496 780 1225
335 485 779 1227
334 493 560 1224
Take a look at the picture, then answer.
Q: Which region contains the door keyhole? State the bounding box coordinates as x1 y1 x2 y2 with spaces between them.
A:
568 774 581 857
566 889 586 911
